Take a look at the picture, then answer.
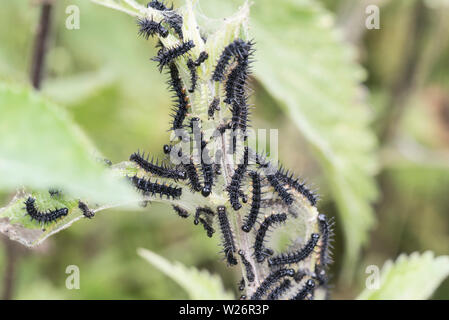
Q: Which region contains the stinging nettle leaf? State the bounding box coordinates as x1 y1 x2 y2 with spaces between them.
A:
138 248 234 300
0 82 138 205
357 251 449 300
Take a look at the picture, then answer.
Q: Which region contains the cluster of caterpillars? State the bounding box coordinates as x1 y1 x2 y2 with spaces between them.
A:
19 0 333 300
132 1 334 300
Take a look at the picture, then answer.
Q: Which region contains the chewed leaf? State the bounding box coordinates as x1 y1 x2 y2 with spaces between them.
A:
357 252 449 300
138 248 234 300
0 190 85 247
0 82 138 205
0 161 207 247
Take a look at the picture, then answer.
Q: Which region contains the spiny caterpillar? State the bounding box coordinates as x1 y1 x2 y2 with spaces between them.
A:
137 17 168 39
217 206 237 266
254 213 287 262
200 138 214 197
317 213 334 267
227 147 249 210
152 40 195 72
194 207 215 237
130 175 182 199
212 39 253 82
147 0 172 11
167 63 190 131
239 277 245 291
172 205 189 218
265 173 293 206
183 158 202 192
238 250 255 283
24 197 68 226
268 233 320 267
292 279 316 300
250 268 295 300
241 171 262 232
208 97 220 119
130 151 186 180
267 279 292 300
276 167 318 206
187 51 209 93
78 201 94 219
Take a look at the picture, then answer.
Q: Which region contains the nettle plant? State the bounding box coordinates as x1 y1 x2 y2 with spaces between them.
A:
0 0 333 300
0 0 449 300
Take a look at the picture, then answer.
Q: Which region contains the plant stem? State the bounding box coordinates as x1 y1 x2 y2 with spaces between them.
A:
30 2 53 90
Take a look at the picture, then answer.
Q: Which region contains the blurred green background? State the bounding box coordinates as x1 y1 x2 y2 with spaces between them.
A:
0 0 448 299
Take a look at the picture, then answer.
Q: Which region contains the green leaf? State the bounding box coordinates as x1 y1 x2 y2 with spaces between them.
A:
0 82 137 204
357 251 449 300
88 0 143 17
42 68 116 106
245 0 378 278
138 248 234 300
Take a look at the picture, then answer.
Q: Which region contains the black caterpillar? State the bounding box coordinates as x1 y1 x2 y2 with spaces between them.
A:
147 1 183 39
183 157 203 192
197 217 214 237
238 250 255 283
268 233 320 267
187 59 198 93
152 40 195 72
172 205 189 218
217 206 237 265
292 279 315 300
130 175 182 199
276 167 318 206
163 11 183 39
194 207 215 237
212 40 253 82
137 17 168 39
168 63 190 131
147 0 172 11
200 139 214 197
130 151 186 180
48 189 61 197
78 201 94 219
239 277 245 291
265 173 293 205
254 213 287 262
317 213 334 267
227 147 249 210
187 51 209 93
267 279 292 300
24 197 68 225
208 97 220 119
250 268 295 300
241 171 262 232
